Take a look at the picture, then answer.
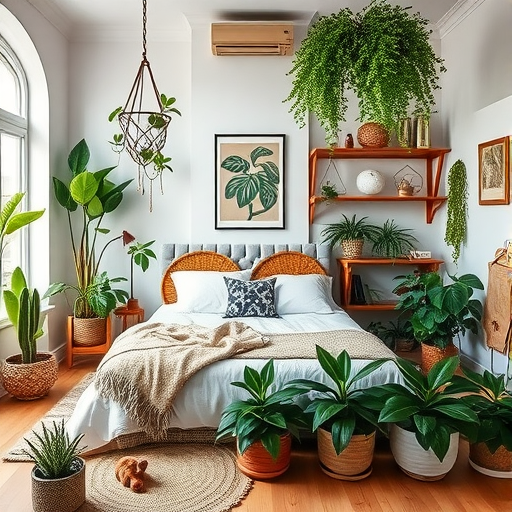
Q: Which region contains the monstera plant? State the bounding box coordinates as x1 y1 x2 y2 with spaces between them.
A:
221 145 280 221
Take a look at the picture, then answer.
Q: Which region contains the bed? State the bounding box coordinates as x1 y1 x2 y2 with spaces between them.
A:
66 247 399 455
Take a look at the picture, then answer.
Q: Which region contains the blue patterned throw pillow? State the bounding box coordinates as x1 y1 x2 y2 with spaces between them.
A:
223 277 279 318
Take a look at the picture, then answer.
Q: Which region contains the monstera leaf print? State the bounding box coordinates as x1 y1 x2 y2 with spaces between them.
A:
221 146 280 221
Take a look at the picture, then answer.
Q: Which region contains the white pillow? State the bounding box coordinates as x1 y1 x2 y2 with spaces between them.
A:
272 274 339 314
172 269 251 313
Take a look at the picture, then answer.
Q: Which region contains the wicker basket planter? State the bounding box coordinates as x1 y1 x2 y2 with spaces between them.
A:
357 122 390 148
73 317 108 346
32 457 86 512
0 352 58 400
389 424 459 481
421 342 459 374
317 428 375 480
469 442 512 478
236 432 292 479
341 239 364 259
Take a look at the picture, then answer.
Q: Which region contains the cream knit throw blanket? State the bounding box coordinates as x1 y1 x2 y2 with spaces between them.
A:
95 321 266 435
95 322 394 434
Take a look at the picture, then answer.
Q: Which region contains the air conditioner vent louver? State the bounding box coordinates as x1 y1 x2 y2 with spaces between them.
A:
211 23 294 56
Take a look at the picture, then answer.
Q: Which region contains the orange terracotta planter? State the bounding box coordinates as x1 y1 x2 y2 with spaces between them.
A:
421 342 459 374
236 433 292 480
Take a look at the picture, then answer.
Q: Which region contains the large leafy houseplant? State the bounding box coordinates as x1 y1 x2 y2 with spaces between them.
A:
285 0 445 145
372 356 479 463
285 346 389 455
48 139 132 318
392 271 484 349
216 359 306 461
321 214 380 248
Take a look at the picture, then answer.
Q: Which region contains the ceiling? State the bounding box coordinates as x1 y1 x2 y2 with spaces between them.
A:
29 0 461 39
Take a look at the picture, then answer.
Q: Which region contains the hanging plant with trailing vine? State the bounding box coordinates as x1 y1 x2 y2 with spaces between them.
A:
444 159 468 264
284 0 445 145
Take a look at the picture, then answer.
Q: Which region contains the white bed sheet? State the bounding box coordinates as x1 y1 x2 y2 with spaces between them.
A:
66 306 400 451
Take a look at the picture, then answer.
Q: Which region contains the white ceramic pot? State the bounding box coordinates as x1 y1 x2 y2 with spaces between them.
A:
389 424 459 481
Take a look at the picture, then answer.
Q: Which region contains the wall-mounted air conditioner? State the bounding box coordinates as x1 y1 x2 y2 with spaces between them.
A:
211 23 294 56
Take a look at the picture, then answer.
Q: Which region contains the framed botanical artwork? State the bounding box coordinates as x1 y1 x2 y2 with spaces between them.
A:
215 134 285 229
478 136 510 205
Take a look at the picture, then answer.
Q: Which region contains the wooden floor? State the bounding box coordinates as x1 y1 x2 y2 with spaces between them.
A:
1 356 512 512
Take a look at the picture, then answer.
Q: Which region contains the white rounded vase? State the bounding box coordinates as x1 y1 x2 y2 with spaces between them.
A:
356 170 385 195
389 424 459 481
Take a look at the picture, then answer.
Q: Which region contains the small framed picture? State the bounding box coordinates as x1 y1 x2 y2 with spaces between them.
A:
478 136 510 205
215 134 285 229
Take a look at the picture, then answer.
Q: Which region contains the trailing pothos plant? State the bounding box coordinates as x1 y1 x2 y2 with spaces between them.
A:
368 356 479 462
216 359 306 460
220 145 281 221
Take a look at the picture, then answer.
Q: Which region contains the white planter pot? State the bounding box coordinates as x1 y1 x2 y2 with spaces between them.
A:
389 424 459 481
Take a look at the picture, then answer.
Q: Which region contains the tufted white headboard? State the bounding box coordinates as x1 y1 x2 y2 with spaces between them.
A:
161 243 332 275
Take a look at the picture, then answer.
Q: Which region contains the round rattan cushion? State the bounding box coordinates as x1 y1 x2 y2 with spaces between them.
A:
250 251 327 280
161 251 240 304
0 352 58 400
32 458 85 512
357 122 390 148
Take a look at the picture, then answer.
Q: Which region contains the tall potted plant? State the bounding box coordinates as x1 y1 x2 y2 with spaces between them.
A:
370 356 479 481
285 0 445 146
0 267 58 400
47 139 131 346
216 359 306 480
392 271 484 373
284 346 390 480
24 419 86 512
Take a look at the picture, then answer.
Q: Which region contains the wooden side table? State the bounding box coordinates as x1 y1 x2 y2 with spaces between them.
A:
114 299 145 333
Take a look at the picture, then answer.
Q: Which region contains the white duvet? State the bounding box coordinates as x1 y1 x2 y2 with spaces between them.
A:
66 305 400 452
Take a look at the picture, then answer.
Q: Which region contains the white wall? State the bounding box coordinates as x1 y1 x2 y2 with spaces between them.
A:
439 0 512 374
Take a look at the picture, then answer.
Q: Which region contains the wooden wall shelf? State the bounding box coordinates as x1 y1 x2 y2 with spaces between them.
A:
309 147 451 224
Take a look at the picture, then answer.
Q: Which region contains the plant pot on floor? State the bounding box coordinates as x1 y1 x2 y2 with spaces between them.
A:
389 424 459 481
317 428 375 480
236 432 292 480
0 352 58 400
31 457 86 512
469 442 512 478
421 342 459 374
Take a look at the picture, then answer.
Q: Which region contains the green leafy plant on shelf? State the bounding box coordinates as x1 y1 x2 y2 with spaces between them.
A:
321 214 380 247
370 219 418 258
444 159 468 265
320 181 339 201
284 0 445 145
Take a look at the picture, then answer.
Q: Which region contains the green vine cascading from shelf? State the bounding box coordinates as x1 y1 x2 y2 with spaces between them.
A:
444 159 468 264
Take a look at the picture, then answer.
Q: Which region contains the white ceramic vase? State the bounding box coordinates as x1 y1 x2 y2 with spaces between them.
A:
389 424 459 481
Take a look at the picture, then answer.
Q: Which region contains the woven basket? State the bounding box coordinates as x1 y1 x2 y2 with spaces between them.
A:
236 432 291 479
357 122 390 148
395 338 416 352
317 428 375 480
421 342 459 374
0 352 58 400
73 317 108 346
341 239 364 259
470 442 512 473
32 458 85 512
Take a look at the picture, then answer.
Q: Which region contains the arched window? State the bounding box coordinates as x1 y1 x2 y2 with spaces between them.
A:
0 37 28 301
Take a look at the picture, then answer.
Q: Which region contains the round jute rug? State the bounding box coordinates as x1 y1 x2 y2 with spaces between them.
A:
78 443 252 512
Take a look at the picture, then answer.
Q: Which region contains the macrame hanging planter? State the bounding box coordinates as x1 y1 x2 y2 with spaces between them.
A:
114 0 180 211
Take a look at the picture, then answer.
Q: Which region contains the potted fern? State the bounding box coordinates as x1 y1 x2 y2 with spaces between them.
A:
24 419 86 512
0 267 58 400
370 220 418 258
285 0 445 146
216 359 306 480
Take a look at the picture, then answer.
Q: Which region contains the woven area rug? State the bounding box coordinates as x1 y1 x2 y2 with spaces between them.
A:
78 443 252 512
3 372 96 462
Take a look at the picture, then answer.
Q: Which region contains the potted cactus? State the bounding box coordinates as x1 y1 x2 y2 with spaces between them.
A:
0 267 58 400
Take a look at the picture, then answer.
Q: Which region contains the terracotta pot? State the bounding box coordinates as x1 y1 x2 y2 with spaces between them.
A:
32 457 86 512
317 428 375 480
73 316 108 346
357 122 390 148
469 442 512 477
236 432 291 479
421 342 459 374
389 424 459 481
0 352 58 400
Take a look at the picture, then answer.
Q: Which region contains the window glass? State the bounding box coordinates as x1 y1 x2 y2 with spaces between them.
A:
0 56 20 116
